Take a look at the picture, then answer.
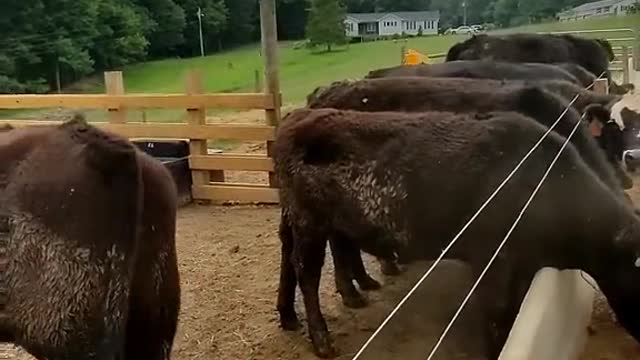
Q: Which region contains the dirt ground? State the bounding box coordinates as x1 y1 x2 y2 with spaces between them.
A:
163 205 487 360
2 205 486 360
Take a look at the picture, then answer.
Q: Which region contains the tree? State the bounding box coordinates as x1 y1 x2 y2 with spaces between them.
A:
221 0 257 48
91 0 150 69
375 0 431 11
133 0 187 58
306 0 348 52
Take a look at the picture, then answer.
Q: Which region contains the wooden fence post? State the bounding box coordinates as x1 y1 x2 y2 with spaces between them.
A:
634 27 640 71
634 31 640 71
186 71 224 196
622 45 630 84
254 69 262 92
104 71 126 123
401 46 406 65
260 0 280 188
593 78 608 94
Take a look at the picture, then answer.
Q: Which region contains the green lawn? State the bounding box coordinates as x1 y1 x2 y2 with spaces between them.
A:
492 13 639 35
119 35 463 106
116 13 639 106
3 13 638 122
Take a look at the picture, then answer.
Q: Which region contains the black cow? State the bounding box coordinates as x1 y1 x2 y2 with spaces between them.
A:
554 63 597 87
304 77 634 308
308 77 629 192
274 107 640 358
0 116 180 360
365 60 583 86
446 33 611 81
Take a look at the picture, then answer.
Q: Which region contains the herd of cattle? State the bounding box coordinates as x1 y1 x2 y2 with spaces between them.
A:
0 32 639 360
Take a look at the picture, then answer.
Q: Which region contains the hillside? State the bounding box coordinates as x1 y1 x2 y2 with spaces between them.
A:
120 14 639 103
3 13 638 122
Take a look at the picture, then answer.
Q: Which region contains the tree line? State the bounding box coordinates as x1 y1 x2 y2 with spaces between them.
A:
0 0 263 93
0 0 627 93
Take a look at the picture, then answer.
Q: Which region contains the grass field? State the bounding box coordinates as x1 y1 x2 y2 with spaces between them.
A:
2 13 638 123
116 13 640 104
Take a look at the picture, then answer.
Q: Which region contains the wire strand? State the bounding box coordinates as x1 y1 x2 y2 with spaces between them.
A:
425 99 585 360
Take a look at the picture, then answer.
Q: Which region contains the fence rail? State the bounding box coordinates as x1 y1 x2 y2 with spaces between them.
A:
541 27 639 76
0 93 279 110
0 70 280 204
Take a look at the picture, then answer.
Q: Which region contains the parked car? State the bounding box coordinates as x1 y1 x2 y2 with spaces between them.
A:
471 24 484 32
445 26 479 35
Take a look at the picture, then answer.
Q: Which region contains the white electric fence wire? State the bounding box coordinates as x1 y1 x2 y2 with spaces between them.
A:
425 108 586 360
351 72 606 360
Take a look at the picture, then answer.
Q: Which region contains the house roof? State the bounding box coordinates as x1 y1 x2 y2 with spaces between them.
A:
346 11 440 23
559 0 631 15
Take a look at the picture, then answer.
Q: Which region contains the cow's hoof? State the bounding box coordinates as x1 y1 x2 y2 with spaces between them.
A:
357 276 382 291
623 178 634 190
280 313 302 331
342 293 368 309
380 261 402 276
311 333 337 358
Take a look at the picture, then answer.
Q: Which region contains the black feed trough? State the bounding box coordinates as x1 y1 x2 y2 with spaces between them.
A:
132 140 193 207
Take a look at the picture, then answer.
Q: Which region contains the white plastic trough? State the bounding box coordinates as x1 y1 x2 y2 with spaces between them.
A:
498 268 596 360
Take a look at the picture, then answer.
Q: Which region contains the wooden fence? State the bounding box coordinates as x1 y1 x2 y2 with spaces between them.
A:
0 70 280 204
541 28 640 83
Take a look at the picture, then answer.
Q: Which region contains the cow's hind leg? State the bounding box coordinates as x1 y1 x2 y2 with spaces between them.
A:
277 215 301 331
342 239 381 291
293 227 336 358
329 237 369 309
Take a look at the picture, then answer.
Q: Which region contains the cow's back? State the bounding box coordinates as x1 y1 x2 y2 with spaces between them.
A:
447 33 610 79
274 108 606 260
305 76 626 197
366 60 581 85
0 119 142 359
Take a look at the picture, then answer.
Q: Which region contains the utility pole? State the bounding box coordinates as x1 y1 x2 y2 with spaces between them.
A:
463 1 467 26
197 7 205 57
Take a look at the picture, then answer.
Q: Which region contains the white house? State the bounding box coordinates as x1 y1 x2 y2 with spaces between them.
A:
557 0 637 21
344 11 440 38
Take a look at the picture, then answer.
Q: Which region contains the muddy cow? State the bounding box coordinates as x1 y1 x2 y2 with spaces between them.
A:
274 107 640 359
531 79 621 112
554 63 597 87
446 33 612 80
365 60 583 85
308 77 629 192
0 116 180 360
305 77 633 305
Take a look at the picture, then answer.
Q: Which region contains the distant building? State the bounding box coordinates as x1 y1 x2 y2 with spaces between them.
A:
344 11 440 38
557 0 637 21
